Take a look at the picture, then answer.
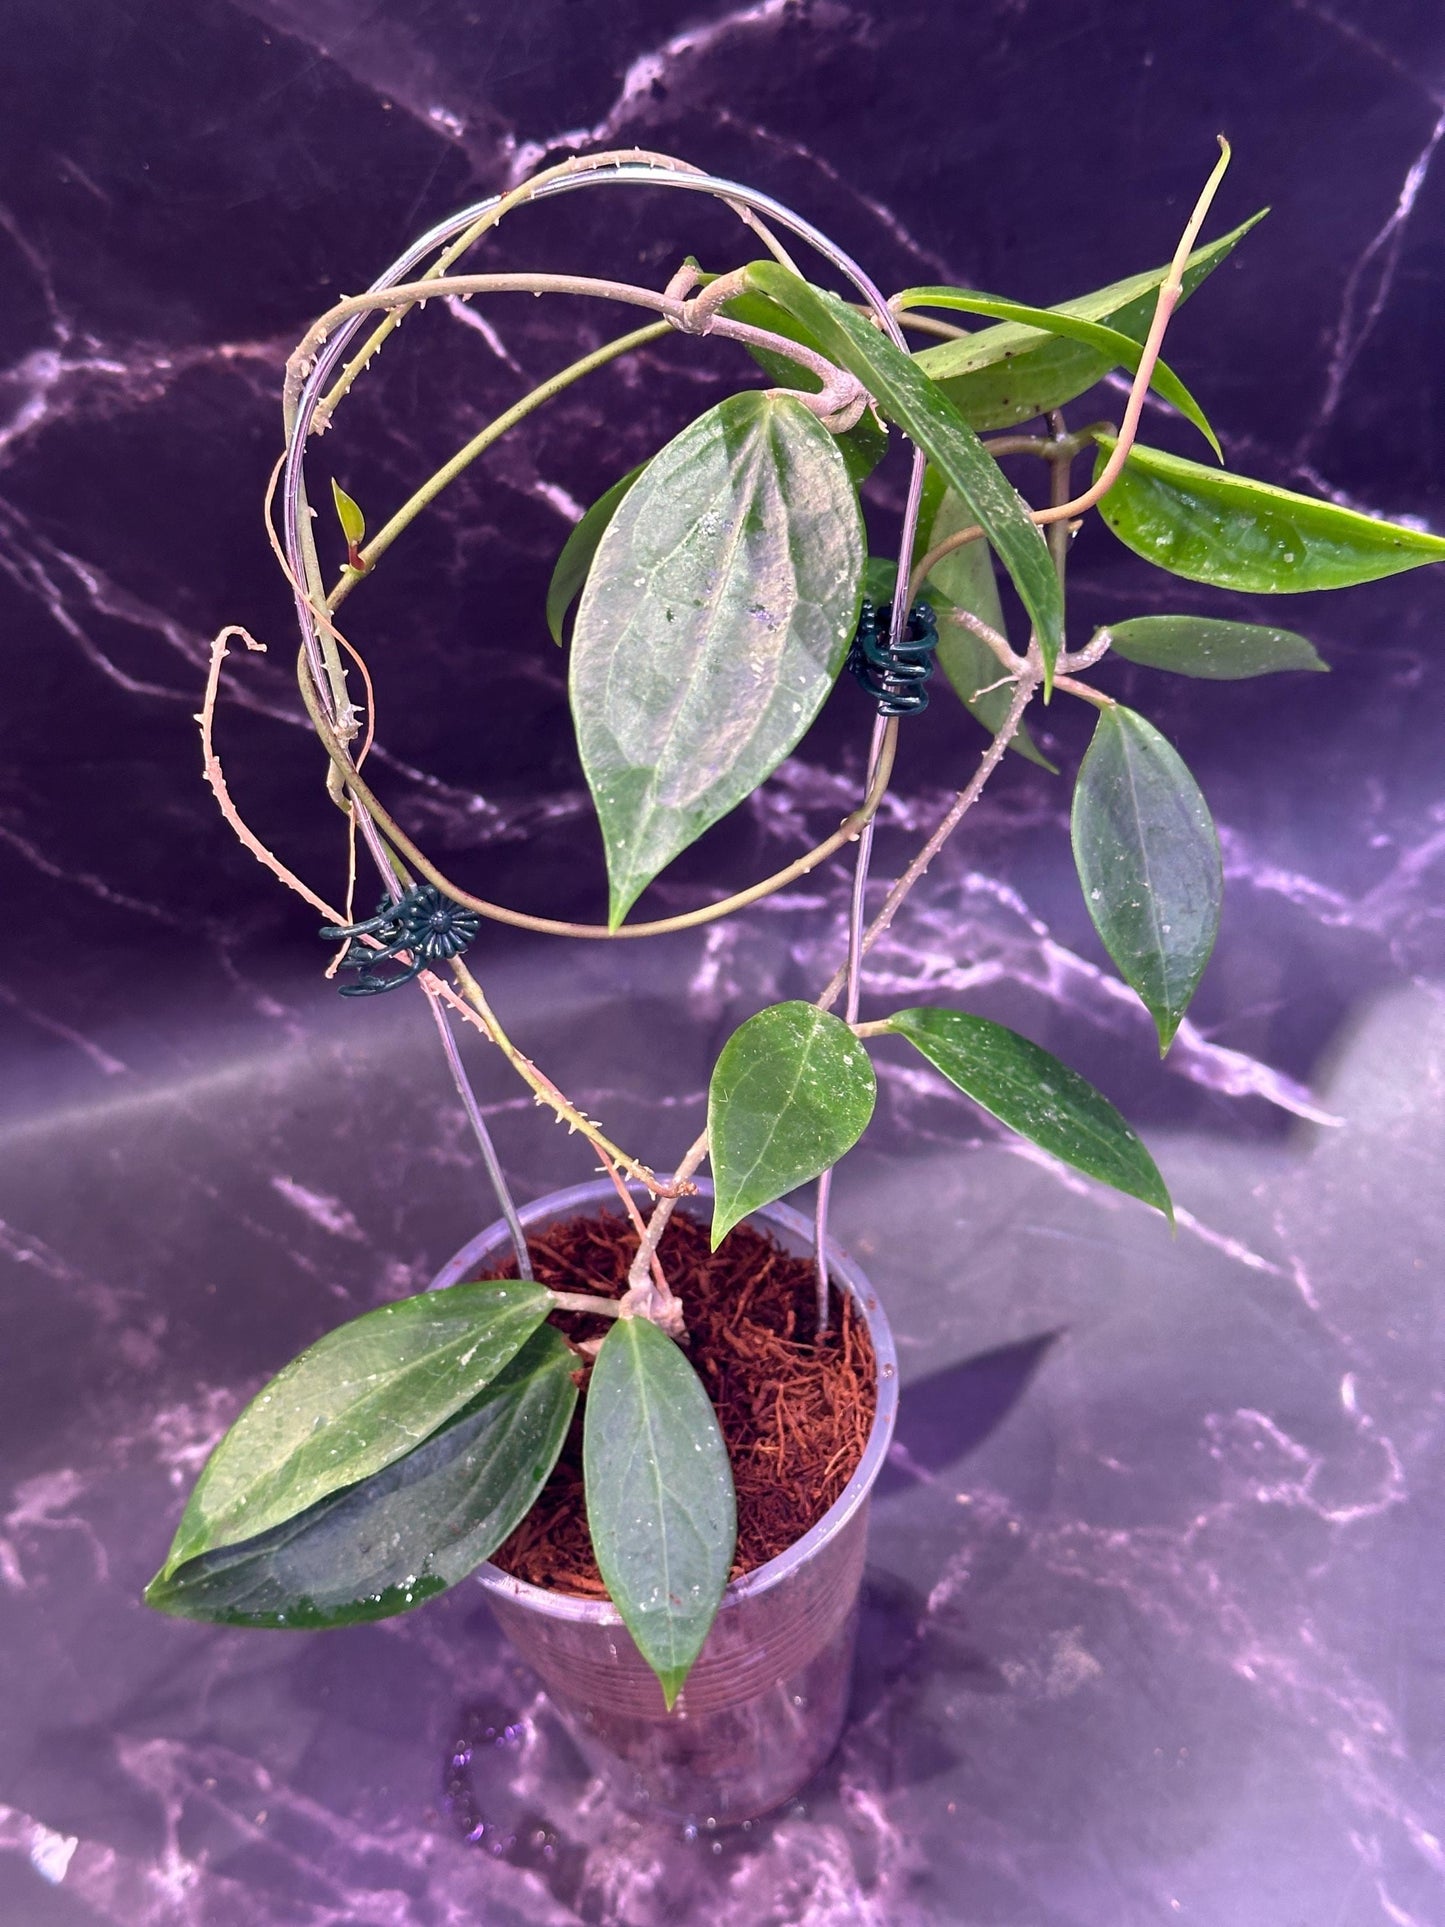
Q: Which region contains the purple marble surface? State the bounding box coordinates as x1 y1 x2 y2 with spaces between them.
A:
3 2 1445 1921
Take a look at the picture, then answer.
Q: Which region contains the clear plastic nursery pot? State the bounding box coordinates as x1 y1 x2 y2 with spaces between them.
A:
428 1177 899 1826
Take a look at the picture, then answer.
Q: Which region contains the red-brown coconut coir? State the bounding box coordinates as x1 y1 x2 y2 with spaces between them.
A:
486 1207 877 1596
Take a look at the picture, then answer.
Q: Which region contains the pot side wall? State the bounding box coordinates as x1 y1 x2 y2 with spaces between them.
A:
430 1178 898 1826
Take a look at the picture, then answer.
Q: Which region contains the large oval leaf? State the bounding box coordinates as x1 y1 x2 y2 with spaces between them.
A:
884 1006 1171 1219
546 464 645 644
583 1315 736 1709
570 390 865 927
708 1001 877 1245
897 287 1218 456
924 484 1056 771
742 262 1065 684
912 211 1266 430
160 1278 551 1577
145 1327 577 1628
1105 616 1327 679
1091 435 1445 591
1071 705 1222 1053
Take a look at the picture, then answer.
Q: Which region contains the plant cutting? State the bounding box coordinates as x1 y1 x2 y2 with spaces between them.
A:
146 142 1445 1819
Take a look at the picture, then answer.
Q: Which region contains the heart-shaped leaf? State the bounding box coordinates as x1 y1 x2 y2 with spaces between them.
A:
1071 704 1222 1052
1104 616 1327 678
708 1001 877 1245
546 464 645 644
743 262 1064 684
898 287 1218 457
583 1315 736 1709
570 390 865 927
715 285 889 484
160 1278 551 1578
923 484 1056 771
1091 435 1445 591
885 1006 1171 1219
912 211 1266 430
145 1327 577 1628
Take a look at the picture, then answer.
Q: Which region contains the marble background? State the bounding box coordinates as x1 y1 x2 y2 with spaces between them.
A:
3 1 1445 1921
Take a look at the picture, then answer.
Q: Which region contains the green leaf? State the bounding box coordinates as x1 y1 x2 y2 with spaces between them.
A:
1091 435 1445 591
899 287 1219 457
145 1327 577 1628
862 554 903 604
885 1007 1171 1218
583 1316 736 1708
1071 705 1222 1052
914 460 950 566
708 1002 877 1245
570 391 865 927
717 286 889 484
922 484 1055 772
924 481 1011 628
160 1278 551 1578
913 211 1267 430
1104 615 1327 679
330 478 365 547
546 464 645 645
743 262 1065 685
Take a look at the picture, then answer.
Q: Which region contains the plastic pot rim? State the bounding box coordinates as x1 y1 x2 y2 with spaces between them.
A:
425 1175 898 1627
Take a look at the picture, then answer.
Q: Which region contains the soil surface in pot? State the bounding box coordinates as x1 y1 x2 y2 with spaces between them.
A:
486 1208 877 1596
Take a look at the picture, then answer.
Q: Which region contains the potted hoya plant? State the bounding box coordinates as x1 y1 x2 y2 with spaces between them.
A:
146 144 1445 1824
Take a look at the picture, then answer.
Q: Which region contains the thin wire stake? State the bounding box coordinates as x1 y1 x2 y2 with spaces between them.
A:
813 445 928 1336
334 789 531 1278
811 717 887 1338
425 986 533 1281
812 716 884 1334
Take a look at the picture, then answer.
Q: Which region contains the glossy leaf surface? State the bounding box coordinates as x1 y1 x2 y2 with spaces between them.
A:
146 1328 577 1628
717 286 889 484
546 464 644 644
1105 615 1327 679
1071 705 1222 1052
743 262 1064 681
708 1001 876 1245
913 212 1265 430
886 1007 1171 1218
923 484 1056 770
161 1278 551 1577
570 391 865 926
898 287 1218 455
583 1315 736 1708
1091 435 1445 591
